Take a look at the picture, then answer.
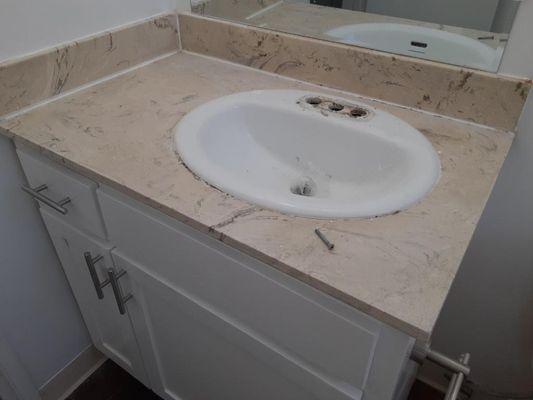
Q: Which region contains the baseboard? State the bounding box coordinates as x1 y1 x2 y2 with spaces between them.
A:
39 345 106 400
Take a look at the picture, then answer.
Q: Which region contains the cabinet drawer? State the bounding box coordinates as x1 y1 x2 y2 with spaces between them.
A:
17 148 107 238
98 186 413 399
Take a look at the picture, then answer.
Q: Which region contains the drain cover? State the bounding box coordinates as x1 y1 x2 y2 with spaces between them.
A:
290 177 316 197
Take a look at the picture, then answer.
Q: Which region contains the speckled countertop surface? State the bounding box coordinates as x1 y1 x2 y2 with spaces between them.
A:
0 51 514 342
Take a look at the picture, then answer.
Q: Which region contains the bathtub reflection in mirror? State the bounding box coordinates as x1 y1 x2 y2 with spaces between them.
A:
191 0 520 72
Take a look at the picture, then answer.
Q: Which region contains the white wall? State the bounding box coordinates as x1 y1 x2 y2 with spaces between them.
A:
0 0 185 390
424 3 533 396
491 0 521 33
427 91 533 398
0 0 177 63
0 135 91 388
366 0 500 31
499 0 533 78
0 331 40 400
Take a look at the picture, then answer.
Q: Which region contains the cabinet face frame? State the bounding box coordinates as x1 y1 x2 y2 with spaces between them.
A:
39 209 149 386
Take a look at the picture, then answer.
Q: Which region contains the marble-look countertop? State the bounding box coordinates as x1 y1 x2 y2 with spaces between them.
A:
0 52 513 342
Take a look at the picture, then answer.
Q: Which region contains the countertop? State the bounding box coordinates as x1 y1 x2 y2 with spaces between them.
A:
0 51 514 342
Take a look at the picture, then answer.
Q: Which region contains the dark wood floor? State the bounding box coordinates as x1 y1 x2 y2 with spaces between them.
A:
408 380 444 400
66 360 160 400
66 359 443 400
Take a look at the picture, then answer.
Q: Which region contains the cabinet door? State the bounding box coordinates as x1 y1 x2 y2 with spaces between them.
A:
99 187 413 400
112 250 362 400
40 210 148 386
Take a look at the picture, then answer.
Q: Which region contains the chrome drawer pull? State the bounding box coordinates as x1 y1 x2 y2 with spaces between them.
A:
22 184 71 215
84 252 110 299
108 269 133 315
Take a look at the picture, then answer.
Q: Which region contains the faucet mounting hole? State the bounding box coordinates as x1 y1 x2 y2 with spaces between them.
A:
306 97 322 105
350 107 369 118
329 103 344 112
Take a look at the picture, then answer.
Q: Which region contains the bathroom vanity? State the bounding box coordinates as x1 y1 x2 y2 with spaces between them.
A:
0 49 515 399
0 9 525 399
17 147 415 400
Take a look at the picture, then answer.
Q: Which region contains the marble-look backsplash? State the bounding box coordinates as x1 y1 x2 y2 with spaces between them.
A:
179 13 530 131
0 13 178 117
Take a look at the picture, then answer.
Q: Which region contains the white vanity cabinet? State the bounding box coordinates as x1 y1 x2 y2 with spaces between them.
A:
17 148 417 400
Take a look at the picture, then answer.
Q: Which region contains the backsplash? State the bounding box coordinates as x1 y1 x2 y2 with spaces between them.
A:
179 13 530 131
0 13 178 117
1 11 529 131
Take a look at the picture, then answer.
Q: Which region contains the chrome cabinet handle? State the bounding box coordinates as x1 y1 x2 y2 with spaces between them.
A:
108 269 133 315
22 184 71 215
420 349 470 400
84 252 110 299
444 353 470 400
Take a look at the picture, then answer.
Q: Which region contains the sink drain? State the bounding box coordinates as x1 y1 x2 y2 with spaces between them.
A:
290 177 317 197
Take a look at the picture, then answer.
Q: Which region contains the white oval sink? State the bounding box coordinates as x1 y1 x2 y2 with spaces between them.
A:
174 90 440 219
325 23 503 71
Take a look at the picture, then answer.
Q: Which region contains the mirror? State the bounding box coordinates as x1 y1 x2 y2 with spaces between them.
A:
191 0 520 72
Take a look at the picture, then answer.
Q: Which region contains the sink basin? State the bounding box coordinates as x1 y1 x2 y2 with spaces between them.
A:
174 90 440 219
325 23 503 71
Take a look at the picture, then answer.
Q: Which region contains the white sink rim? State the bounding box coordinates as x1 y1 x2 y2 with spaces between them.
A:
174 90 441 219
